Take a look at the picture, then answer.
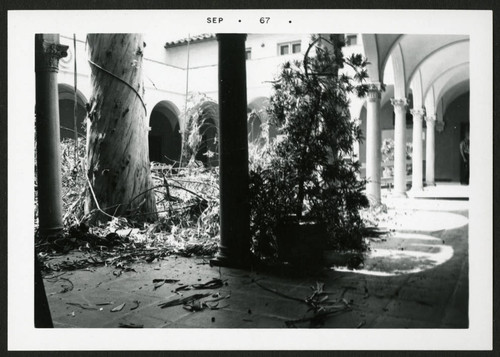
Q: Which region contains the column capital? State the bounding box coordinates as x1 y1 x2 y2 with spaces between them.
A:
410 108 426 118
425 114 436 123
366 83 382 102
35 39 68 73
390 97 408 109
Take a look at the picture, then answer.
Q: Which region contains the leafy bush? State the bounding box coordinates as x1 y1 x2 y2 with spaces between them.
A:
34 137 87 229
250 35 370 258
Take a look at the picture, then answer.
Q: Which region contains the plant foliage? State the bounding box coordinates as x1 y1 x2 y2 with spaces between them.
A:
250 34 370 259
181 92 219 167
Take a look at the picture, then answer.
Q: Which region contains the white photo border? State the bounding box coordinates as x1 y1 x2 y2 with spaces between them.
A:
7 9 493 351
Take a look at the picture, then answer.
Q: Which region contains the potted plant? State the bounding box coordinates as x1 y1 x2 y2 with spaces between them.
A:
249 35 370 268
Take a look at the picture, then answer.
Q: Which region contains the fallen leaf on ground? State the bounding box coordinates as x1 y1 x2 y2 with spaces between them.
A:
95 301 114 306
158 293 211 309
66 302 98 310
153 278 180 284
153 278 180 290
204 293 231 303
183 300 204 312
111 303 126 312
191 278 225 289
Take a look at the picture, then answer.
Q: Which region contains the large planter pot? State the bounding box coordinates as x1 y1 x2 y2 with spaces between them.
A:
276 217 327 267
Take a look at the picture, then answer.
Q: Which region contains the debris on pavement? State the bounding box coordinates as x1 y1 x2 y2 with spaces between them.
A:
252 279 304 303
36 166 222 275
204 292 231 303
130 300 140 310
174 278 226 292
111 303 126 312
95 301 114 306
119 322 144 328
46 276 74 295
254 279 354 327
153 278 180 290
66 302 98 310
158 293 211 309
357 320 366 328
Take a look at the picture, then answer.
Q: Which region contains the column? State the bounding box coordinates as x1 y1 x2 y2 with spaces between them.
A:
410 108 425 191
35 33 67 329
365 84 382 205
35 34 68 237
391 98 408 197
425 115 436 186
211 34 251 268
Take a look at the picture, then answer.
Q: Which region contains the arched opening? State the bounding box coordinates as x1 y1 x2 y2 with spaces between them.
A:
58 84 87 140
194 101 219 167
248 97 276 141
148 101 182 166
435 92 470 183
195 118 218 166
247 111 262 143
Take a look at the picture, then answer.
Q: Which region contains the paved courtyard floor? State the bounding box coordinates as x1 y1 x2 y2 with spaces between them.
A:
42 188 469 329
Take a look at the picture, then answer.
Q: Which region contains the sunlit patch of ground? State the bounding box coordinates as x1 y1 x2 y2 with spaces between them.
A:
333 233 454 276
385 198 469 212
378 211 468 232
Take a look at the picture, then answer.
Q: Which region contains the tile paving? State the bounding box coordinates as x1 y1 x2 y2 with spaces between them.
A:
42 195 470 329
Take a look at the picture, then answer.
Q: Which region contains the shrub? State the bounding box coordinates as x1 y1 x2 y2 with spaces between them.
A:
249 34 370 258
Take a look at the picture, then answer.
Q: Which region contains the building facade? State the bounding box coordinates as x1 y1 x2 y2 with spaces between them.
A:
56 33 470 203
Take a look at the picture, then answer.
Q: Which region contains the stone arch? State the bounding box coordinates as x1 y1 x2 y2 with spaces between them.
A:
195 101 219 167
247 96 276 141
148 101 182 166
58 83 87 140
247 111 262 143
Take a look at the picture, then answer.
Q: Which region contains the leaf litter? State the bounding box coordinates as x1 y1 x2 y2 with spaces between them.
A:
253 279 353 328
36 161 222 275
111 303 126 312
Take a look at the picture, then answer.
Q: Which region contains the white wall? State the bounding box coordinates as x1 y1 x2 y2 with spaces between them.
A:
56 33 368 127
57 33 186 118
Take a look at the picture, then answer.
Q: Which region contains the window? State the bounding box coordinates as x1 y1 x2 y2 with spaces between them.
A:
278 41 301 56
245 48 252 60
345 34 358 46
279 44 289 55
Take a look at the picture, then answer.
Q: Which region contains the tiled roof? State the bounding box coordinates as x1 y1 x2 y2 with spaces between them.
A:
164 34 216 48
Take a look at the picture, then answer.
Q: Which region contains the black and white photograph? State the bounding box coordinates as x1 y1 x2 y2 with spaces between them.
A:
7 8 493 351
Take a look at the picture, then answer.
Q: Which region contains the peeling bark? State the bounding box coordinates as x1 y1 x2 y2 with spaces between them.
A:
85 34 157 223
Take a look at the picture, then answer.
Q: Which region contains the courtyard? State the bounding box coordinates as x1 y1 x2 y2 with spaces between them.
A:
42 187 469 329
